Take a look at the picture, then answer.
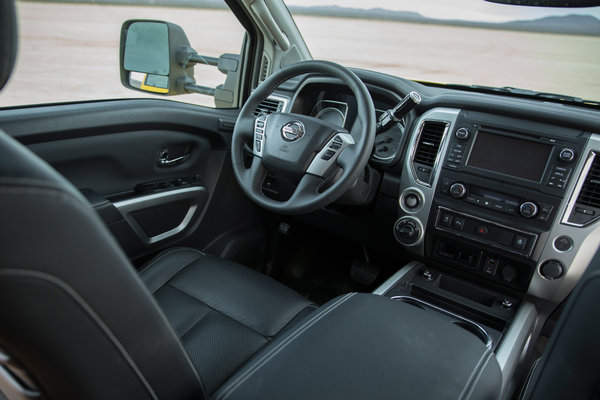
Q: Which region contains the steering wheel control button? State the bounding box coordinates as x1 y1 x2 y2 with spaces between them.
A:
519 201 538 218
554 235 574 252
393 217 423 246
253 115 268 157
455 127 470 140
540 260 564 280
449 182 467 199
321 150 336 161
306 133 355 177
559 147 576 163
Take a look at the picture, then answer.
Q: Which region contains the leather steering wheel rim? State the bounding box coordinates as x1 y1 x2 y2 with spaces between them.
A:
231 60 376 215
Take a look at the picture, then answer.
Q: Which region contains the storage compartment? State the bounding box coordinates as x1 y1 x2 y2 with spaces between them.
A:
216 293 502 400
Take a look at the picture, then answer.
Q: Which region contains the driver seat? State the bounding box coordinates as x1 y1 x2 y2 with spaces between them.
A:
0 1 315 398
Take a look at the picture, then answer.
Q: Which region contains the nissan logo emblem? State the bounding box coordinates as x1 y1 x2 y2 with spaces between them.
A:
281 121 305 142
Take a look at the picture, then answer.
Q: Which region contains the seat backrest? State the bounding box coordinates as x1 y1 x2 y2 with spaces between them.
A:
521 253 600 400
0 2 205 398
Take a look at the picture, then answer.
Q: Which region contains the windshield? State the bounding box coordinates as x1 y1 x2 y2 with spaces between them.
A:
286 0 600 102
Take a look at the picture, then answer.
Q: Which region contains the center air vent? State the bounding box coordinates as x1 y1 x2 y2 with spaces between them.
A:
254 97 284 116
567 152 600 226
412 120 448 186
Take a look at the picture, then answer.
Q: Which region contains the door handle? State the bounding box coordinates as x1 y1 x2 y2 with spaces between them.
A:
157 147 190 167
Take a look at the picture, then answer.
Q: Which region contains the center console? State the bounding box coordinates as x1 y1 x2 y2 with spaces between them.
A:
391 107 598 398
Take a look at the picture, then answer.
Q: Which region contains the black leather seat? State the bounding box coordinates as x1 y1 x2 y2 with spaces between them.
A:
139 248 315 394
0 1 314 398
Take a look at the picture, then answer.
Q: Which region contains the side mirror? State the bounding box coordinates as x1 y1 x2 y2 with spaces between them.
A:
120 20 195 95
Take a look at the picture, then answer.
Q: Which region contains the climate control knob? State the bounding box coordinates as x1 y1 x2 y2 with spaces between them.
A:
520 201 539 218
449 183 467 199
559 147 576 163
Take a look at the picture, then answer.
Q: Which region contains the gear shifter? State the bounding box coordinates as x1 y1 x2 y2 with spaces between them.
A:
376 91 421 133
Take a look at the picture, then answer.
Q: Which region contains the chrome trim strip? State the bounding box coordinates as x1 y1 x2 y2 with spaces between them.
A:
435 206 539 258
306 132 354 177
0 365 40 400
561 151 598 227
495 301 537 400
398 108 461 257
391 295 493 350
372 261 423 295
409 119 450 188
114 186 208 245
267 94 290 113
529 133 600 304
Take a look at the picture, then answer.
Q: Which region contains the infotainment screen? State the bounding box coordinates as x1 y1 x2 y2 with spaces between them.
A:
467 131 552 182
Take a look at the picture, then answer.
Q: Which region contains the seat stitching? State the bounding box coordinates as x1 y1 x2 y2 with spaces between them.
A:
166 283 270 339
176 307 212 340
139 248 205 277
216 293 355 399
0 269 160 400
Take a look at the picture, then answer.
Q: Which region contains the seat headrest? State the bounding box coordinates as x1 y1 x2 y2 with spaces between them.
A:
0 0 18 91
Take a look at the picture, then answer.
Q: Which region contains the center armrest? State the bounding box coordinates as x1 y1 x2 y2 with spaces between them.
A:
214 293 501 400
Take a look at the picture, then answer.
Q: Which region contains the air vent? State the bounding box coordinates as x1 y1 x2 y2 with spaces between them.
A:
576 155 600 208
254 98 283 116
567 152 600 226
414 121 448 167
259 53 271 82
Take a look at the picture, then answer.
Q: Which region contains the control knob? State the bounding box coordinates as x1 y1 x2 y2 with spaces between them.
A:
455 127 470 140
394 217 422 246
559 147 576 163
519 201 538 218
449 183 467 199
540 260 564 280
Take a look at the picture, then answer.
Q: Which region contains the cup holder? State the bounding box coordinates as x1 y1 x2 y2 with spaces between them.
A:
391 295 493 349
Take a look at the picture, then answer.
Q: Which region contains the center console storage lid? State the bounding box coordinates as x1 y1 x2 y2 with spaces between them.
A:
214 293 501 400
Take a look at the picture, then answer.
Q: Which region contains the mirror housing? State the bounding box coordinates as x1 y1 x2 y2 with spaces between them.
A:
120 20 195 95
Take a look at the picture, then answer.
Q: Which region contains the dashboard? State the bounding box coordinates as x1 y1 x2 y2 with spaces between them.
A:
260 70 600 312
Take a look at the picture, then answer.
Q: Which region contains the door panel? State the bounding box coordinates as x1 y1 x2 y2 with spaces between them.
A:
0 99 261 261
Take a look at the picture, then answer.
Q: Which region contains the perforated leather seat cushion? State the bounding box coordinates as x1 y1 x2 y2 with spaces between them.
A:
140 248 316 393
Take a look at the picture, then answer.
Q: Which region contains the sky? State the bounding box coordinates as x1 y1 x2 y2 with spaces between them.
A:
285 0 600 22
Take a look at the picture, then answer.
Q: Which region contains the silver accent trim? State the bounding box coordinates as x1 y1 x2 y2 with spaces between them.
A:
435 206 539 258
495 302 537 400
267 94 290 113
552 236 573 253
391 296 493 350
372 261 423 295
114 186 208 245
561 151 598 227
313 99 348 127
393 216 424 247
529 133 600 304
410 119 451 187
253 114 268 157
306 133 354 177
399 187 425 214
398 108 461 257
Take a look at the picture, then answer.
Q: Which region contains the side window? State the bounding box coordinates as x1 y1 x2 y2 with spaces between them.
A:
1 1 246 108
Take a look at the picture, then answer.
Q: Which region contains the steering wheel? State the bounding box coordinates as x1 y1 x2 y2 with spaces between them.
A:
232 60 375 215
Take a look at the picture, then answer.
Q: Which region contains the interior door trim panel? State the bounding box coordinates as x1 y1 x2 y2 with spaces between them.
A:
114 186 209 245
